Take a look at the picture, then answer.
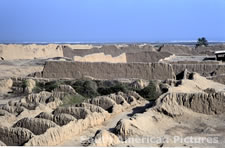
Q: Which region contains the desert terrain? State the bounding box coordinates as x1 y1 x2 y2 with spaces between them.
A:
0 43 225 147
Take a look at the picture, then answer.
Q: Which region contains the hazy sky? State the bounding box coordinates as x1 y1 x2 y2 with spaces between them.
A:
0 0 225 43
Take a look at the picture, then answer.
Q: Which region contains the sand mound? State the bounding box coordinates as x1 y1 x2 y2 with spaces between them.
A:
13 117 59 135
74 52 127 63
0 44 63 60
89 130 120 147
115 118 144 140
0 127 34 146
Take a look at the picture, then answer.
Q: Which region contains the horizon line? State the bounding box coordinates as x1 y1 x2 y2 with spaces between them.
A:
0 40 225 45
0 41 225 44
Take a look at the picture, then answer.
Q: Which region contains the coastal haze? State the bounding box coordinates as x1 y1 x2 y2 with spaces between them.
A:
1 0 225 147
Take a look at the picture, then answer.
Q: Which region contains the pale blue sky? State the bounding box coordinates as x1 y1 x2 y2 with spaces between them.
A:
0 0 225 43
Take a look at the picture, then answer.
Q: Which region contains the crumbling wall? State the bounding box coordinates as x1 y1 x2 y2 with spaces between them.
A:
35 112 54 121
0 127 34 146
62 45 155 59
74 103 108 113
42 61 175 80
85 96 116 111
53 113 77 126
74 53 127 63
172 64 225 77
1 89 144 146
25 112 110 146
13 118 59 135
157 92 225 115
53 107 91 119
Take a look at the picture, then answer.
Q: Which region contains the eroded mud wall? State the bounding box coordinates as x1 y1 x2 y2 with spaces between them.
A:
42 61 175 80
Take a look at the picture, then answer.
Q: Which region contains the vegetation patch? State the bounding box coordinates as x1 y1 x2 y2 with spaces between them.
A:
31 79 162 102
33 80 64 93
71 80 99 98
137 81 160 101
21 79 30 90
97 83 129 95
61 94 86 106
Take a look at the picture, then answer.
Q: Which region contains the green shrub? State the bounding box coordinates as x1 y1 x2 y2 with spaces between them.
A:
32 81 45 93
44 81 62 92
71 80 99 98
97 83 129 95
33 81 63 93
61 94 86 106
137 81 160 101
21 80 28 89
96 80 120 88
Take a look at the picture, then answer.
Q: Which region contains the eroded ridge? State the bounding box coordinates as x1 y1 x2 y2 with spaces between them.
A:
0 83 146 146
